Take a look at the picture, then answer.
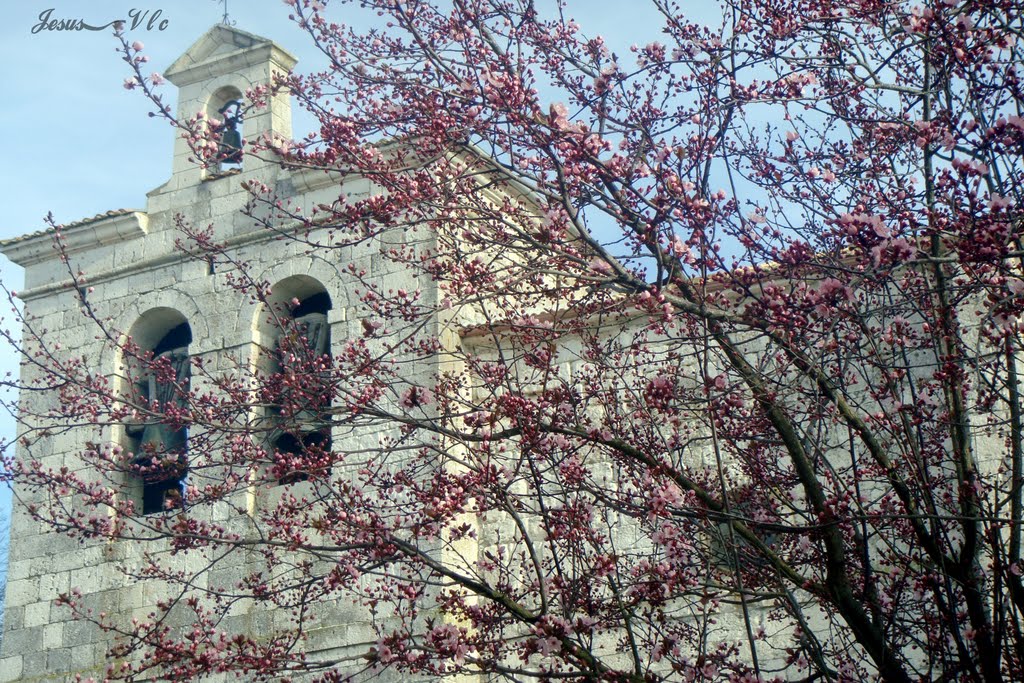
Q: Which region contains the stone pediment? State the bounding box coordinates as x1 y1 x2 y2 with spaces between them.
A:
164 24 297 86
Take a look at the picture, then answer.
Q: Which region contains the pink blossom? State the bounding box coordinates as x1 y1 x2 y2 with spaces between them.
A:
870 216 890 237
989 194 1012 210
536 636 561 655
400 386 434 408
818 278 849 299
951 157 989 176
838 212 889 237
652 482 683 509
871 237 915 265
669 235 691 261
549 102 570 129
131 40 144 51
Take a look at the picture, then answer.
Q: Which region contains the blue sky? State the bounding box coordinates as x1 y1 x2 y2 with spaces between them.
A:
0 0 699 548
0 0 681 243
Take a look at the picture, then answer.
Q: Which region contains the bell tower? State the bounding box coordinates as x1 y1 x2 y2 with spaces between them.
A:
0 21 395 681
163 25 297 187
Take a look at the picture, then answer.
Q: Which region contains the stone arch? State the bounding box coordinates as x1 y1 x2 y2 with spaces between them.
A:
114 289 210 355
205 84 244 121
251 274 335 355
265 274 333 318
238 256 348 348
200 73 256 112
126 306 192 352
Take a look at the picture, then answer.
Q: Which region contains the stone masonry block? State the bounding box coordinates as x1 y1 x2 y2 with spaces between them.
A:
0 656 23 683
2 626 42 655
71 643 98 672
46 647 72 674
37 571 70 602
22 650 47 678
42 622 64 650
63 618 99 648
3 606 24 632
23 600 51 629
5 579 38 608
6 558 29 582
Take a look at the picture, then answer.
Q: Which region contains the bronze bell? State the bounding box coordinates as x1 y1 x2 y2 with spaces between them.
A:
217 100 243 164
218 127 243 164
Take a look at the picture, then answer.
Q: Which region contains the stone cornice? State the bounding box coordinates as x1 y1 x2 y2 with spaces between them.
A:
8 214 317 303
0 211 148 269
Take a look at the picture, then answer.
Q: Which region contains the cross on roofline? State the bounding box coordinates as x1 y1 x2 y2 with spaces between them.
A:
214 0 235 26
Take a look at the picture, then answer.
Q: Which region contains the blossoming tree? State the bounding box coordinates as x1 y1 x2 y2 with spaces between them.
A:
5 0 1024 681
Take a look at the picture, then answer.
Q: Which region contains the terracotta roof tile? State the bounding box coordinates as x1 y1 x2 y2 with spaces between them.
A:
0 209 139 248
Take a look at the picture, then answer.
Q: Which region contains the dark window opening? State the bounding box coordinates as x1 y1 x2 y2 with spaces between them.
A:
204 87 245 176
291 291 332 317
126 323 192 514
152 322 192 355
273 294 332 423
709 497 778 573
273 430 331 484
215 99 243 168
269 292 333 485
137 454 188 515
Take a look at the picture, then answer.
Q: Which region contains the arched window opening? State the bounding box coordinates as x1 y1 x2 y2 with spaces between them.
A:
206 86 244 172
709 487 778 576
260 282 333 484
124 315 192 514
